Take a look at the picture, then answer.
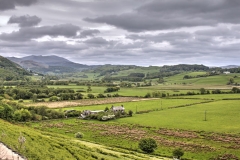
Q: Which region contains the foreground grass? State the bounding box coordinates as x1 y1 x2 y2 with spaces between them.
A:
0 120 168 160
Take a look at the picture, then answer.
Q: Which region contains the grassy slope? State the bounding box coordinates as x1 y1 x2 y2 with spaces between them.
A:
0 119 169 160
165 73 240 85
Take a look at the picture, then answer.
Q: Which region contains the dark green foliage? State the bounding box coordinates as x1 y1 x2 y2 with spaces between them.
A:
128 110 133 116
104 87 120 93
232 87 240 93
97 93 106 98
13 109 32 121
0 102 13 120
212 89 221 94
173 148 184 159
200 88 206 94
144 93 151 98
75 132 84 138
0 56 30 81
138 138 157 153
87 93 95 99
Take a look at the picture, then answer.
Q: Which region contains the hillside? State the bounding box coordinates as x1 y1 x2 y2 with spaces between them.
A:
6 55 91 74
0 56 30 81
0 119 168 160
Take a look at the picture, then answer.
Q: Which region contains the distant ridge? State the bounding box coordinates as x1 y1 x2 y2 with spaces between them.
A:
6 55 90 74
221 65 240 69
0 55 30 81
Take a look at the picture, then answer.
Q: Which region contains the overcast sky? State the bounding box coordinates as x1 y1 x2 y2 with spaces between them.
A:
0 0 240 66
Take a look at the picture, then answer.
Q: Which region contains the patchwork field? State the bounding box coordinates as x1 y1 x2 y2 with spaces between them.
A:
26 95 240 159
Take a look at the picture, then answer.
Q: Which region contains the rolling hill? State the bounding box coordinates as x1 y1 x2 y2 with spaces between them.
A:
0 56 30 81
6 55 91 74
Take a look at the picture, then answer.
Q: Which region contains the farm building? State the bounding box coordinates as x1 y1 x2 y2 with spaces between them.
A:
111 105 125 113
223 71 230 74
81 110 104 118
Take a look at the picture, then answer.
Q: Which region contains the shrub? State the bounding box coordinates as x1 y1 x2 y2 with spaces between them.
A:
128 110 133 116
75 132 84 139
138 138 157 153
173 148 184 159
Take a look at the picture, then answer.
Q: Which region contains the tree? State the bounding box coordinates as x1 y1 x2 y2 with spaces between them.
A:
104 107 109 112
199 88 206 94
173 148 184 159
138 138 157 153
87 93 95 99
128 110 133 116
75 132 84 138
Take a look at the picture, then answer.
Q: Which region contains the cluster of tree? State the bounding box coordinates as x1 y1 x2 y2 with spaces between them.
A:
232 87 240 93
103 76 143 82
47 81 69 85
86 64 136 76
87 93 120 99
0 85 81 101
161 64 210 72
0 101 81 122
104 87 120 93
143 87 240 98
144 91 169 98
227 67 240 73
183 72 219 79
145 71 181 79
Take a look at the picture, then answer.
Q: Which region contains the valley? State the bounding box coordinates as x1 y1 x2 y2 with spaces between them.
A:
0 55 240 159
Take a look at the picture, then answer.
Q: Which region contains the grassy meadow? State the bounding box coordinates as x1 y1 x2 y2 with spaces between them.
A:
2 71 240 159
29 98 240 159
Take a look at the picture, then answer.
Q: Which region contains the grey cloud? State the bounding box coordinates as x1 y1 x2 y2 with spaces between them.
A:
8 15 42 27
78 29 100 38
127 32 192 42
0 24 81 41
85 0 240 32
0 0 38 11
84 37 111 46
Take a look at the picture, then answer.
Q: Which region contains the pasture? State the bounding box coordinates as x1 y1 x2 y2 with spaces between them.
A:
28 95 240 159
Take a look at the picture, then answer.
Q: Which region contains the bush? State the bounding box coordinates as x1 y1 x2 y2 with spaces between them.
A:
128 110 133 116
75 132 84 138
138 138 157 153
173 148 184 159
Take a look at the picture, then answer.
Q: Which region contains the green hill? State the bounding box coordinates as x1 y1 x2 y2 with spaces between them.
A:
0 56 30 81
0 119 168 160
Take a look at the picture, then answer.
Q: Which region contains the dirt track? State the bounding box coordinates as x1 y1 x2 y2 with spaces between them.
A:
26 97 160 108
0 143 25 160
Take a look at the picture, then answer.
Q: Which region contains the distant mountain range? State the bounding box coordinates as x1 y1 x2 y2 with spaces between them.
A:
220 65 240 69
6 55 91 74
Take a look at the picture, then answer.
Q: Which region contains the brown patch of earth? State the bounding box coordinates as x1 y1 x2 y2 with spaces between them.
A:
26 97 159 108
0 143 25 160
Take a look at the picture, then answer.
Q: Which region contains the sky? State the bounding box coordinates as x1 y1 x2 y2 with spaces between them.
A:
0 0 240 66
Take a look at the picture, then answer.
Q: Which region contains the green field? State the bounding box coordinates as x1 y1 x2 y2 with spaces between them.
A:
29 98 240 159
58 99 210 112
30 95 240 159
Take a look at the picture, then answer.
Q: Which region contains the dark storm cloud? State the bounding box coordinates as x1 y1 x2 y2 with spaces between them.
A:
0 24 81 41
78 29 100 38
85 0 240 32
0 0 38 11
8 15 42 27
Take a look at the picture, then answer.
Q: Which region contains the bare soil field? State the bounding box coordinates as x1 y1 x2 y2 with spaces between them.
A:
26 97 159 108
